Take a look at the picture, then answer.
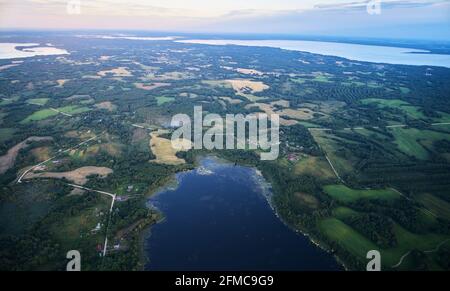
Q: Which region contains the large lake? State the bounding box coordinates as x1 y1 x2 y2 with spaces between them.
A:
145 157 341 271
0 43 69 60
177 39 450 68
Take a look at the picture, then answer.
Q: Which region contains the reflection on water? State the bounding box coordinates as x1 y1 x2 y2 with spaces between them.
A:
145 156 341 271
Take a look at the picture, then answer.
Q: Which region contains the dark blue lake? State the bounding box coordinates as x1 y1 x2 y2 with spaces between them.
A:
145 157 341 271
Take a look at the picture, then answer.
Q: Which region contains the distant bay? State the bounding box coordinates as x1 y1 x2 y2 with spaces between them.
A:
0 43 69 60
177 39 450 68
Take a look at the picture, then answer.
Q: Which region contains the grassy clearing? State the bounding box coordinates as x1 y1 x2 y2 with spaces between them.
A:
21 109 59 123
31 146 51 162
319 218 377 259
98 67 132 77
294 192 320 209
245 103 297 126
242 94 267 102
202 80 232 88
145 71 193 81
323 184 400 203
156 96 175 106
236 68 264 75
297 121 320 128
0 96 19 106
332 206 360 220
24 166 113 185
50 204 106 249
57 105 90 115
278 108 315 120
294 155 335 179
26 98 49 106
22 106 90 123
400 87 411 94
319 217 450 269
226 79 269 93
361 98 425 119
219 96 242 104
389 127 450 160
367 81 383 88
95 101 117 112
312 75 333 83
0 136 53 174
416 193 450 221
205 79 270 101
310 130 355 175
434 111 450 123
134 82 170 91
381 224 450 268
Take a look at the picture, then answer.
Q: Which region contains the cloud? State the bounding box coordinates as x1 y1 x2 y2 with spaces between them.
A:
314 0 448 9
0 0 448 40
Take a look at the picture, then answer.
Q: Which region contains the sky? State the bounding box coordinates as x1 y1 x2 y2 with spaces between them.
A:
0 0 449 40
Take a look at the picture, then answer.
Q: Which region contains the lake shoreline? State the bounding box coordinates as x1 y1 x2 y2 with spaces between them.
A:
142 155 343 271
176 39 450 68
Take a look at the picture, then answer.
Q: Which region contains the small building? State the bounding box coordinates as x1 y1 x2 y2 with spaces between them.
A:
91 223 101 232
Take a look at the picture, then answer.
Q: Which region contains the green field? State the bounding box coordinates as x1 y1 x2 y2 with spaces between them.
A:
156 96 175 106
26 98 49 106
294 155 335 179
242 94 267 102
416 193 450 221
297 121 320 128
313 75 333 83
21 106 90 123
21 108 59 123
434 111 450 123
319 218 377 259
310 130 355 175
361 98 425 119
389 127 450 160
323 184 400 203
400 86 411 94
341 80 365 87
332 206 360 220
382 225 450 268
367 81 383 88
57 105 90 115
319 217 450 269
201 80 232 88
0 96 19 106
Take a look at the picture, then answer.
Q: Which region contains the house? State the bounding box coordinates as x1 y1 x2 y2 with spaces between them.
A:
92 223 101 232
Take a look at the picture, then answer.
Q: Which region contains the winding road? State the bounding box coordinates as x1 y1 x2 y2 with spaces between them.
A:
16 131 118 257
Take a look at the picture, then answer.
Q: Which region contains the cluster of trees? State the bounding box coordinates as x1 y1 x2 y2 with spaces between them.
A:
343 213 397 248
